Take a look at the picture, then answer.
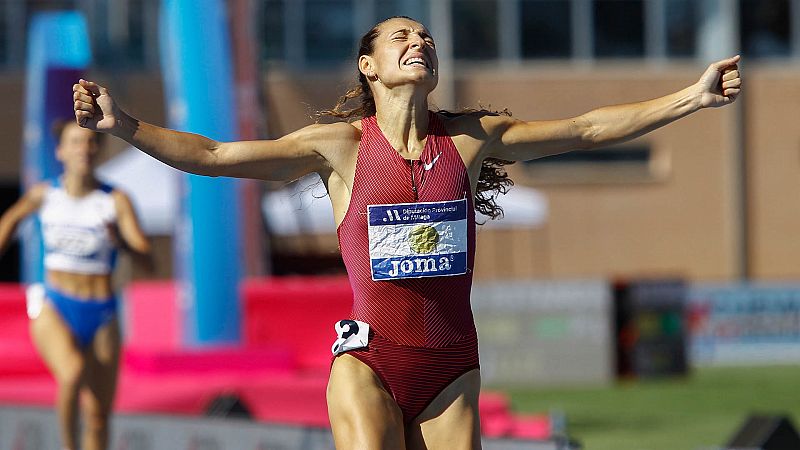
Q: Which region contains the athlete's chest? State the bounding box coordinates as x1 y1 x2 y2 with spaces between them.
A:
40 191 116 256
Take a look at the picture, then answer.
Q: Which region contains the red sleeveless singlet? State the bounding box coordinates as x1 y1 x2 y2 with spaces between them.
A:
336 111 477 348
334 112 480 423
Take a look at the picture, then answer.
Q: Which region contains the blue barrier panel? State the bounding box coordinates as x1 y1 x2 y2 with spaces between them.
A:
689 283 800 365
160 0 242 344
21 12 91 284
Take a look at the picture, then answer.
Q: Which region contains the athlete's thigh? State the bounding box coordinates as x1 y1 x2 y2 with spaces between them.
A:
328 354 406 450
82 319 121 414
406 369 482 450
29 302 85 381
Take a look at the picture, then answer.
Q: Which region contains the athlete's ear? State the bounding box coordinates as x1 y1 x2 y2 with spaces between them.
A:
54 144 65 162
359 55 377 80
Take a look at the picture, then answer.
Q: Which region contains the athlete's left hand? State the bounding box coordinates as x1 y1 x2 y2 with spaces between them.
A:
694 55 742 108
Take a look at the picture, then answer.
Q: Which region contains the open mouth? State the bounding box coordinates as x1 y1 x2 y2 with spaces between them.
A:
403 57 428 68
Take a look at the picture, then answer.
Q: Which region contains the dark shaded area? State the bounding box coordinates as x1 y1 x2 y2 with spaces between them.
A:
0 181 21 282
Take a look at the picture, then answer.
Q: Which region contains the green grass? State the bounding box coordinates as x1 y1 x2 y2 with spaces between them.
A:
500 365 800 450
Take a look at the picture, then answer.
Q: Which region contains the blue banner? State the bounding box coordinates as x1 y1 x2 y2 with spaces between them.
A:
689 284 800 365
22 12 91 284
160 0 242 345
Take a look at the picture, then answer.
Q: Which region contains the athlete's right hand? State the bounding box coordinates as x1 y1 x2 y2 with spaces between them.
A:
73 79 120 132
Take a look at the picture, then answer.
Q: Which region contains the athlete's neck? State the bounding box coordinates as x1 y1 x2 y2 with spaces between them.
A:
61 172 97 197
374 88 429 160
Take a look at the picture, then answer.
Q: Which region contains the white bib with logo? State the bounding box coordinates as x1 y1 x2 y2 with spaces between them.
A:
367 198 468 281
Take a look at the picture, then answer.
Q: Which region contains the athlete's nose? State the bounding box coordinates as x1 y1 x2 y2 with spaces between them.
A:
409 33 425 49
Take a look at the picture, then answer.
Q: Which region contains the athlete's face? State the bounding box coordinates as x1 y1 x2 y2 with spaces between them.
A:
56 122 101 175
361 18 438 91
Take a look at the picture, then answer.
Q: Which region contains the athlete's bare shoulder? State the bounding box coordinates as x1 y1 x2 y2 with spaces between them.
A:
26 182 51 203
296 120 361 151
292 120 359 141
109 188 134 208
437 110 514 159
436 110 514 141
295 120 362 175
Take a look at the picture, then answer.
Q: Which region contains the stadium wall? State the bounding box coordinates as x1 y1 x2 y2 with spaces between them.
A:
0 406 567 450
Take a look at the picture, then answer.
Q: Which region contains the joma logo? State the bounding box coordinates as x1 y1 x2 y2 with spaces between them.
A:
388 257 452 277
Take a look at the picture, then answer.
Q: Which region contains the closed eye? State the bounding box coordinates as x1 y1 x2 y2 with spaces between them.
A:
389 29 435 46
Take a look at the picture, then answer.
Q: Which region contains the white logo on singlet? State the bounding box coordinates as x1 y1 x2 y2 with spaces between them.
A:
424 152 442 171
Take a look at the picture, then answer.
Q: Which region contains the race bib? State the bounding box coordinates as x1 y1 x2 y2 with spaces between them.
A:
25 283 45 320
331 320 370 356
367 198 468 281
43 223 105 257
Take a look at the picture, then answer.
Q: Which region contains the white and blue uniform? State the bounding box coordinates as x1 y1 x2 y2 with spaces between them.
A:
33 180 119 347
40 180 118 274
